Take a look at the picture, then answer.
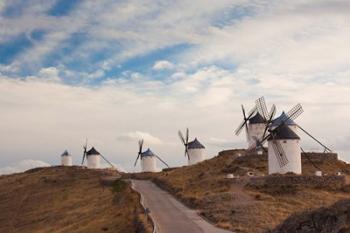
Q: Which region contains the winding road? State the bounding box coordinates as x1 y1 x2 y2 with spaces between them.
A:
132 180 233 233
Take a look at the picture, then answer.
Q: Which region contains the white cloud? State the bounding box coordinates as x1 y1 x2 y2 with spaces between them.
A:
117 131 163 145
36 67 61 82
0 159 50 175
153 60 175 70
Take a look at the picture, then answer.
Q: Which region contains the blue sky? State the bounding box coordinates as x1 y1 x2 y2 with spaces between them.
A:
1 0 350 173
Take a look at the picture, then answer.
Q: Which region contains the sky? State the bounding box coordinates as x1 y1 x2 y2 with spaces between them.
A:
1 0 350 174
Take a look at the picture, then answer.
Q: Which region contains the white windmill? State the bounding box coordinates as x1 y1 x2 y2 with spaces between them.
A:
81 140 114 169
134 139 169 172
267 124 302 174
235 97 276 149
178 128 206 165
61 150 72 166
250 103 303 174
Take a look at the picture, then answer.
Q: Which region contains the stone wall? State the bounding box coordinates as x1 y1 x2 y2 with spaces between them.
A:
301 152 338 162
248 174 345 191
218 150 339 163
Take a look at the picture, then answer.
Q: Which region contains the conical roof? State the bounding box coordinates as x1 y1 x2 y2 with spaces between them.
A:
271 112 296 128
86 147 100 156
61 150 70 156
268 124 300 141
249 112 266 124
187 138 205 149
141 148 155 157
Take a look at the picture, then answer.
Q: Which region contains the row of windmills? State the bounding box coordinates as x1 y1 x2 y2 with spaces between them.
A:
60 140 115 169
132 129 206 172
235 96 332 175
60 129 207 172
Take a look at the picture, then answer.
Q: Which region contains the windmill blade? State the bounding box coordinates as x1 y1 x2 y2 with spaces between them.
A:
262 104 277 139
268 104 277 120
185 128 189 144
185 147 189 159
154 154 170 168
271 139 289 167
138 139 144 154
296 125 332 152
285 103 304 121
235 105 257 135
178 130 186 144
81 139 88 165
255 96 269 120
134 153 141 167
100 154 114 168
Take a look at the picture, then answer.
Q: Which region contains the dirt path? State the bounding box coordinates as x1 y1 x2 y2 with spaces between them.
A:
132 180 234 233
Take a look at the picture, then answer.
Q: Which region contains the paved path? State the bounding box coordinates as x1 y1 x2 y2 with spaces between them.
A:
132 180 233 233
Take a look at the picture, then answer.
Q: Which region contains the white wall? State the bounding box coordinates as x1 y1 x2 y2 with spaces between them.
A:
187 148 205 165
61 156 72 166
87 155 100 169
247 123 266 148
268 139 301 174
141 156 157 172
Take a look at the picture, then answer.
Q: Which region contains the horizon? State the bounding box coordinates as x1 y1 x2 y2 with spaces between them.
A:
1 0 350 174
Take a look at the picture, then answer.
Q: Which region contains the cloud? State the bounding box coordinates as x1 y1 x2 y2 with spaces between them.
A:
153 60 174 70
0 159 50 175
117 131 163 145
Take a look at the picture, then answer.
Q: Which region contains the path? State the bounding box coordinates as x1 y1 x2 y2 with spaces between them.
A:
132 180 233 233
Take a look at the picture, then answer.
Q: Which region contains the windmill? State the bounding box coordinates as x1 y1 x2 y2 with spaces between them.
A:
249 103 304 174
61 150 72 166
178 128 206 165
235 96 276 149
81 139 114 169
134 139 169 172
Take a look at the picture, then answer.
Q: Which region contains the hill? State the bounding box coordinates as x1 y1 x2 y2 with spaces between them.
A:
0 166 152 233
131 149 350 233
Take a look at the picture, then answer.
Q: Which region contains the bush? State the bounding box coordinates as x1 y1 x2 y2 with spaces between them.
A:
112 179 128 193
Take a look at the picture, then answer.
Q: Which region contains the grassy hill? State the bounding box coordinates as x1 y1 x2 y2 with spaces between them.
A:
131 149 350 233
0 166 152 233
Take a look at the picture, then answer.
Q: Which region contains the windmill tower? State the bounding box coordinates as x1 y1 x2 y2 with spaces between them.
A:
86 147 101 169
134 139 169 172
267 124 301 174
61 150 72 166
235 97 276 149
81 139 115 169
178 128 206 165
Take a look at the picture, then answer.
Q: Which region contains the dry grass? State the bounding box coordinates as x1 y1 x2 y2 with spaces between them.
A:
132 150 350 233
0 166 152 233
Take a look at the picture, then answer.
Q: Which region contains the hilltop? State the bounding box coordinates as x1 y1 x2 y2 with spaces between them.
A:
130 149 350 233
0 166 152 233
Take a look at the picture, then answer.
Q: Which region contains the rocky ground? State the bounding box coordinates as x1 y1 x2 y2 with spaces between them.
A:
0 166 152 233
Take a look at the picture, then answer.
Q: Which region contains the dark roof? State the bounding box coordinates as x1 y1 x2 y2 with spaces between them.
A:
141 148 155 157
187 138 205 149
249 112 266 124
268 124 300 141
271 112 296 128
86 147 100 156
61 150 70 156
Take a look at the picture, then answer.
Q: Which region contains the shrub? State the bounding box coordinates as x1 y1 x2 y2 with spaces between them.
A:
112 179 128 193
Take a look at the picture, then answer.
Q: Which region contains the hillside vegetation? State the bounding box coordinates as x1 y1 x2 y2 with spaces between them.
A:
0 166 152 233
131 150 350 233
